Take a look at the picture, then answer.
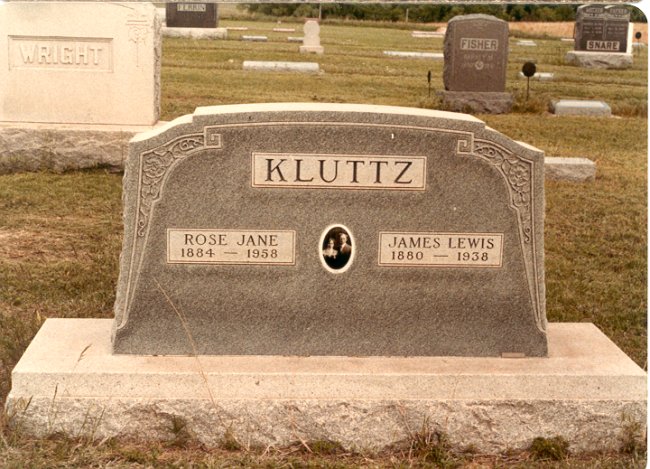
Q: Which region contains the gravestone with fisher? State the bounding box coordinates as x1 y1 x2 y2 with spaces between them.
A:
440 14 513 113
567 5 633 69
165 2 218 28
6 104 646 453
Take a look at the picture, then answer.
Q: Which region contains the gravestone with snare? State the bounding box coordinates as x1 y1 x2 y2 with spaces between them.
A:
567 5 633 69
440 14 513 113
112 103 548 357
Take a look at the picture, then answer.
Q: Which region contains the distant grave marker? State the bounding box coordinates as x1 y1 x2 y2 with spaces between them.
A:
440 14 513 113
165 2 218 29
567 5 633 68
300 19 324 54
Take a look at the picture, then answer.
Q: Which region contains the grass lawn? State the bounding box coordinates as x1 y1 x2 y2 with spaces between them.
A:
0 18 647 468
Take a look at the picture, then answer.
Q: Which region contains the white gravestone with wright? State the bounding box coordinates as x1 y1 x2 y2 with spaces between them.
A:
0 2 162 172
0 2 160 125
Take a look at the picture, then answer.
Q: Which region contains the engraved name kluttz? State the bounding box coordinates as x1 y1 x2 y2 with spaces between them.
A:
379 232 504 267
167 229 295 265
252 153 426 190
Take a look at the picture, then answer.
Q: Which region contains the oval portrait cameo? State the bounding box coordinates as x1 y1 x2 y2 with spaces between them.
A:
320 225 354 273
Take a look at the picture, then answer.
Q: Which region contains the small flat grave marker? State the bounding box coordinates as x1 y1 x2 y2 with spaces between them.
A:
242 35 268 42
383 51 443 59
551 99 612 116
243 61 319 73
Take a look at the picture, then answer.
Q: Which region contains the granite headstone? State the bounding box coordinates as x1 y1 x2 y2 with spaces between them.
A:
575 5 630 53
112 104 547 357
443 14 509 92
165 2 218 29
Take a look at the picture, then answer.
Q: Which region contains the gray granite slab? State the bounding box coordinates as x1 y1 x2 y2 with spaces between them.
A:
241 35 267 42
112 103 547 357
551 99 612 116
443 14 509 92
165 2 218 29
574 4 630 53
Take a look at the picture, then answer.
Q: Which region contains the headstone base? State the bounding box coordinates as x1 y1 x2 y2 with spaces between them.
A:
439 91 513 114
299 45 324 54
545 157 596 182
162 27 227 39
6 319 645 454
0 122 166 173
565 51 633 69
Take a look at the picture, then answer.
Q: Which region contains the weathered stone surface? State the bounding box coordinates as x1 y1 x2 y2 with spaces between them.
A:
565 50 633 69
6 319 646 453
300 19 324 54
551 99 612 116
162 27 227 39
165 2 218 28
287 36 304 43
443 14 509 92
383 51 443 59
0 2 161 126
112 103 546 357
545 157 596 182
574 4 631 53
0 123 164 173
439 91 514 114
243 61 320 73
516 40 537 47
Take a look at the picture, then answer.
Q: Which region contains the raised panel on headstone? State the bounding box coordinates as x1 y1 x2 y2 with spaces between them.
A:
112 103 548 357
443 14 509 92
0 2 160 126
165 2 218 29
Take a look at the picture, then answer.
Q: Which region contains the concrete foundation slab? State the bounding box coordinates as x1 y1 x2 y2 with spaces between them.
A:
545 157 596 182
0 122 166 173
162 27 227 39
439 91 513 114
5 319 645 453
551 99 612 117
243 61 320 73
565 50 633 69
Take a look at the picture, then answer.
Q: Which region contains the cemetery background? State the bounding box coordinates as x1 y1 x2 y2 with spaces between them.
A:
0 7 647 467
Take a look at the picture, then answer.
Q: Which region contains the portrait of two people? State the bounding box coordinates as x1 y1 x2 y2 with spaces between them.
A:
322 227 353 270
